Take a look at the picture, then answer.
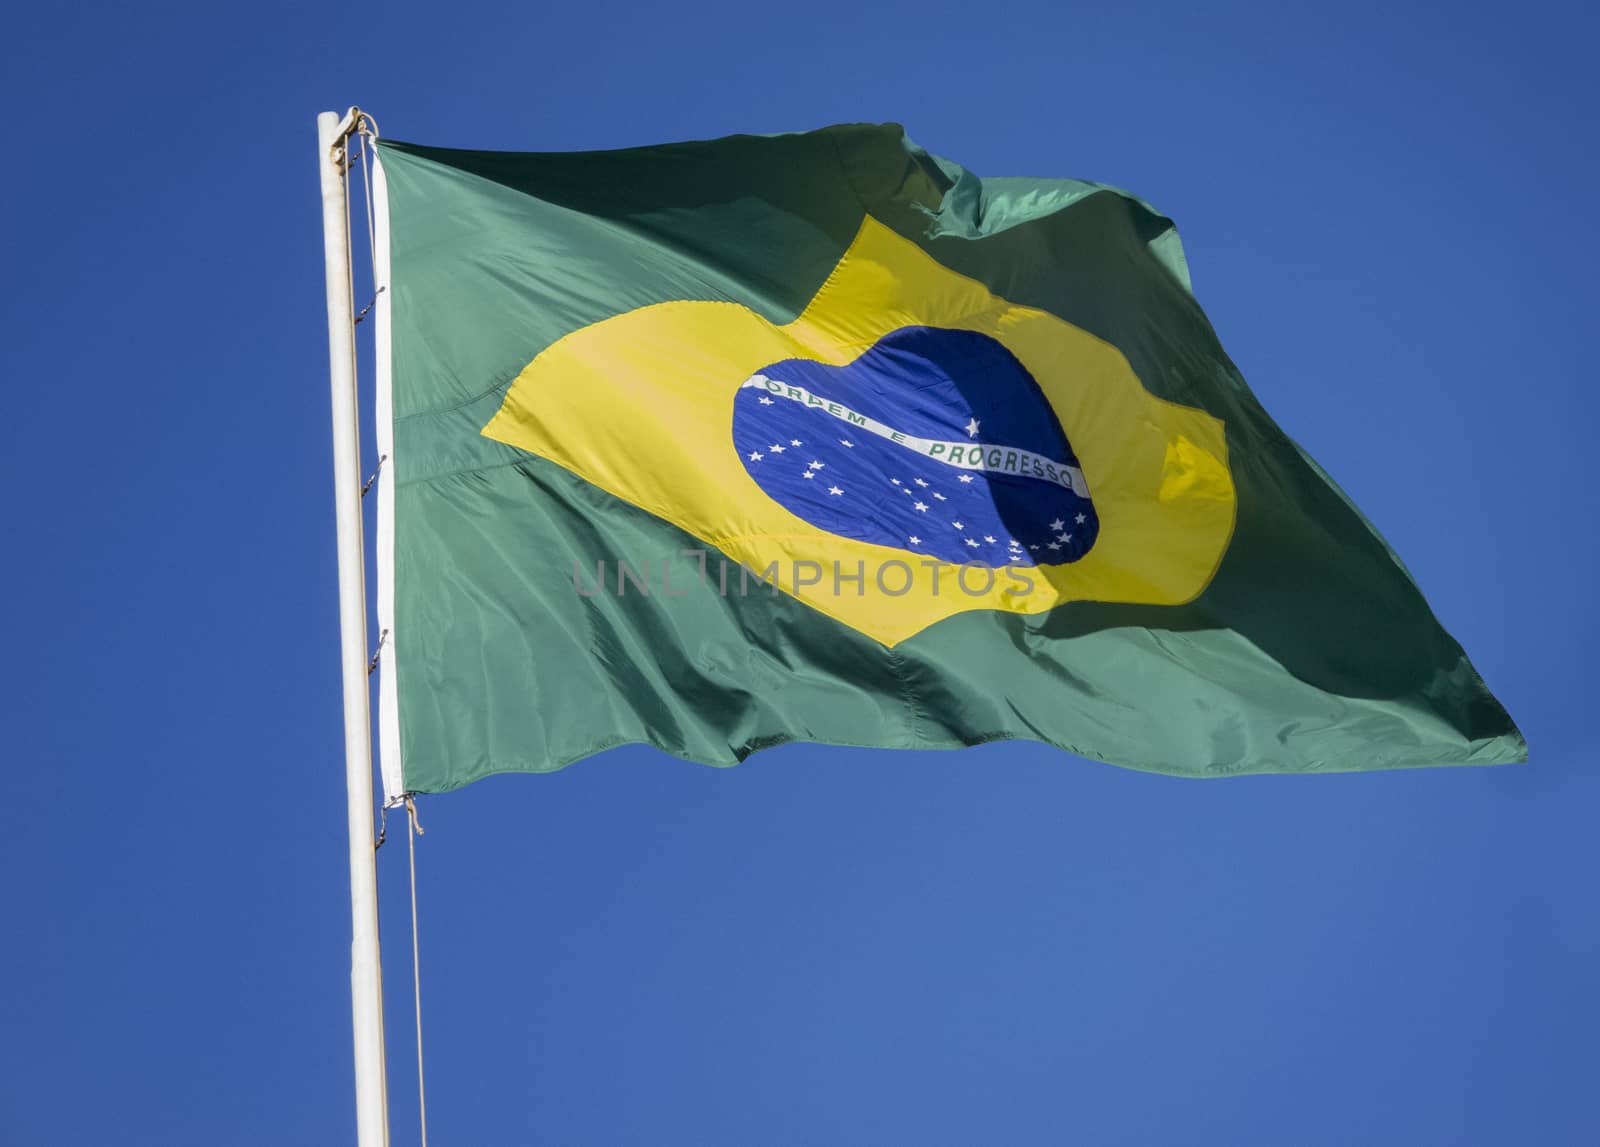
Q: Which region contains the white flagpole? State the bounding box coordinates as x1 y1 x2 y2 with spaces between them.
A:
317 107 391 1147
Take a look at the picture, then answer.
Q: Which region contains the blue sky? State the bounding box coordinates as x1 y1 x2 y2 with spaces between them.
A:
3 2 1595 1143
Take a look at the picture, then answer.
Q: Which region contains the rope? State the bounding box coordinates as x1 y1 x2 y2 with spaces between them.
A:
340 135 359 435
406 795 430 1147
356 129 377 267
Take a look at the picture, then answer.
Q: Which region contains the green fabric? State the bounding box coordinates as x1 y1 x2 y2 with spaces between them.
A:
377 124 1524 793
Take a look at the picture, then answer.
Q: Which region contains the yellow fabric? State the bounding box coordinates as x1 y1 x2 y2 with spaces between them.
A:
482 217 1235 645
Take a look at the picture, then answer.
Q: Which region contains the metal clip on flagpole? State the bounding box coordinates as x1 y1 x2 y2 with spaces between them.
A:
317 106 391 1147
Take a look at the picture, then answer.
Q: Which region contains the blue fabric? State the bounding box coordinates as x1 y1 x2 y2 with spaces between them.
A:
732 327 1099 566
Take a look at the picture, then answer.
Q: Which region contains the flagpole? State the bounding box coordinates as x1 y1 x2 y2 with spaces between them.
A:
317 107 391 1147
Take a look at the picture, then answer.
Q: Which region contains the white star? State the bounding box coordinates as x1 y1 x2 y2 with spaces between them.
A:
748 450 763 462
1075 513 1087 525
758 396 774 405
802 471 815 479
1047 541 1062 551
932 492 947 501
908 535 921 545
965 538 979 548
791 439 803 447
1049 518 1065 532
914 478 929 487
952 520 965 530
827 485 843 496
957 474 974 484
903 487 913 495
1028 544 1039 551
840 439 854 448
809 461 825 470
913 501 928 512
890 478 901 485
1061 534 1072 544
965 417 980 438
983 535 996 544
769 444 785 453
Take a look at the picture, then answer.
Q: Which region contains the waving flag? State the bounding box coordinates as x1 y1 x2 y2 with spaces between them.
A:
369 123 1523 796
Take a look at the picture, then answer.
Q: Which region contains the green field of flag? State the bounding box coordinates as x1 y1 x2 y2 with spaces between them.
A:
370 122 1524 794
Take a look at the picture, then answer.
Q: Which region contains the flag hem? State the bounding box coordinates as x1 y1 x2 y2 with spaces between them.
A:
372 147 404 805
400 726 1529 795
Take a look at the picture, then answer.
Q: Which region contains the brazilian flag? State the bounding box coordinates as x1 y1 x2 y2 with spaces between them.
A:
368 123 1523 797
